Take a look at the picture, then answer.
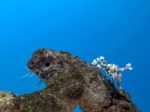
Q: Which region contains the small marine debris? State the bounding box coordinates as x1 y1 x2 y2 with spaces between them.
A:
92 56 133 89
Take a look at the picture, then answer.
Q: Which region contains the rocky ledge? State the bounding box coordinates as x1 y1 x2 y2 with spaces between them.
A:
0 49 140 112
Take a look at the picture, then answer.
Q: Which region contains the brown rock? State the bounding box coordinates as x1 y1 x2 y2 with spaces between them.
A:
0 49 140 112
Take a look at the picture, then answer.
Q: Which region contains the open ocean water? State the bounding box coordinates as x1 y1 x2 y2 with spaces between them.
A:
0 0 150 111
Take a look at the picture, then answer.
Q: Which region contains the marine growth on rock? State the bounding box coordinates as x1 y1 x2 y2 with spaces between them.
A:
92 56 133 89
0 49 140 112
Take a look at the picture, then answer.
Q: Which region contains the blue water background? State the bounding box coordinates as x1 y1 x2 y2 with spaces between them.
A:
0 0 150 111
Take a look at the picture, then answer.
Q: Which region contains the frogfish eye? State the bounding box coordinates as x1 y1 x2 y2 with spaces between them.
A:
45 62 50 67
39 56 54 68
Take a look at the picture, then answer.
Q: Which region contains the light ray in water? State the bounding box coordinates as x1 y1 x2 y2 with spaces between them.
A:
19 73 31 79
28 73 35 78
19 66 34 79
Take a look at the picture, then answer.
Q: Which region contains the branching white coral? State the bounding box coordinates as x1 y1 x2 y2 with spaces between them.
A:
92 56 133 89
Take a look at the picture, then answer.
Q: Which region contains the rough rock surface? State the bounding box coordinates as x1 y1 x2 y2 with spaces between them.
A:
0 49 140 112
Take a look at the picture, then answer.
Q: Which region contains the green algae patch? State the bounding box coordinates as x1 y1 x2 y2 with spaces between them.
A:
22 92 65 112
0 91 15 107
0 91 21 112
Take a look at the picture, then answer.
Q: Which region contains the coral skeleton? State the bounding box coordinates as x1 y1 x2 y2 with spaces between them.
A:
92 56 133 89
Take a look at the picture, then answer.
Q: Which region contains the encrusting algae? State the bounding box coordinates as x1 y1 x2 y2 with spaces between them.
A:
0 49 140 112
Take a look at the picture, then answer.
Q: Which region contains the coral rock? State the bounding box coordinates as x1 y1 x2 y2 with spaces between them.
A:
0 49 140 112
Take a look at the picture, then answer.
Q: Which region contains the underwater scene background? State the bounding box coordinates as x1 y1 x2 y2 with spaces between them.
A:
0 0 150 111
